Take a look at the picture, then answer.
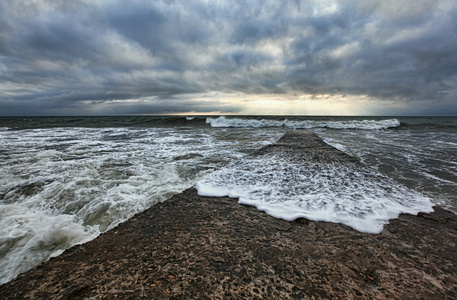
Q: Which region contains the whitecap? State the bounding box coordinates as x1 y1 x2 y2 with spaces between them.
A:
206 116 401 130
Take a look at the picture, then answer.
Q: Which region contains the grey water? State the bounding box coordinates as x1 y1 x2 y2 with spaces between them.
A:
0 115 456 284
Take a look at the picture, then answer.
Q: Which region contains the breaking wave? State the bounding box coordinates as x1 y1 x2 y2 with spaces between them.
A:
206 116 401 130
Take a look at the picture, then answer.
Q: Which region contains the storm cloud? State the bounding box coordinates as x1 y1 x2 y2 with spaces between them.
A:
1 0 456 115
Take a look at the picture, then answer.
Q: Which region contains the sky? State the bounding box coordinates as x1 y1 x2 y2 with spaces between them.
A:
0 0 457 116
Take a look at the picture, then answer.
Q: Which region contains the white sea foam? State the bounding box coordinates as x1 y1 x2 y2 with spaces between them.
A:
196 155 434 234
206 116 401 130
318 127 457 215
0 128 201 283
0 126 279 284
0 204 99 285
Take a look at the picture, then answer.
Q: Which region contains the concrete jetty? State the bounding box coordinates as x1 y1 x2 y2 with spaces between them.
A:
1 131 456 299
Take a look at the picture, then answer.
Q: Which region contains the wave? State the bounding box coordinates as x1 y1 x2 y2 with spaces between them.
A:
196 147 434 234
3 116 455 131
206 116 401 130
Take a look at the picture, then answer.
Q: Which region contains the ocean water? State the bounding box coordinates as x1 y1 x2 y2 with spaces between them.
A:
0 116 456 284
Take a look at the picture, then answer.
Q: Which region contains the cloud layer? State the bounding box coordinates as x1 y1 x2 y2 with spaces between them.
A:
1 0 456 115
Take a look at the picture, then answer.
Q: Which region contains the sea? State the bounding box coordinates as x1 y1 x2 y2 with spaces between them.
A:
0 115 456 284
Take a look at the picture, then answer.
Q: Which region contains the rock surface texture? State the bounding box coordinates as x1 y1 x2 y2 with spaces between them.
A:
1 131 457 299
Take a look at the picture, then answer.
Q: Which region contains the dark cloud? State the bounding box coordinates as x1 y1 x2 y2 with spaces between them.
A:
0 0 456 115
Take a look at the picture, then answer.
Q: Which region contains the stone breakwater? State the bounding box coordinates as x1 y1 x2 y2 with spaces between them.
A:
1 131 457 299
